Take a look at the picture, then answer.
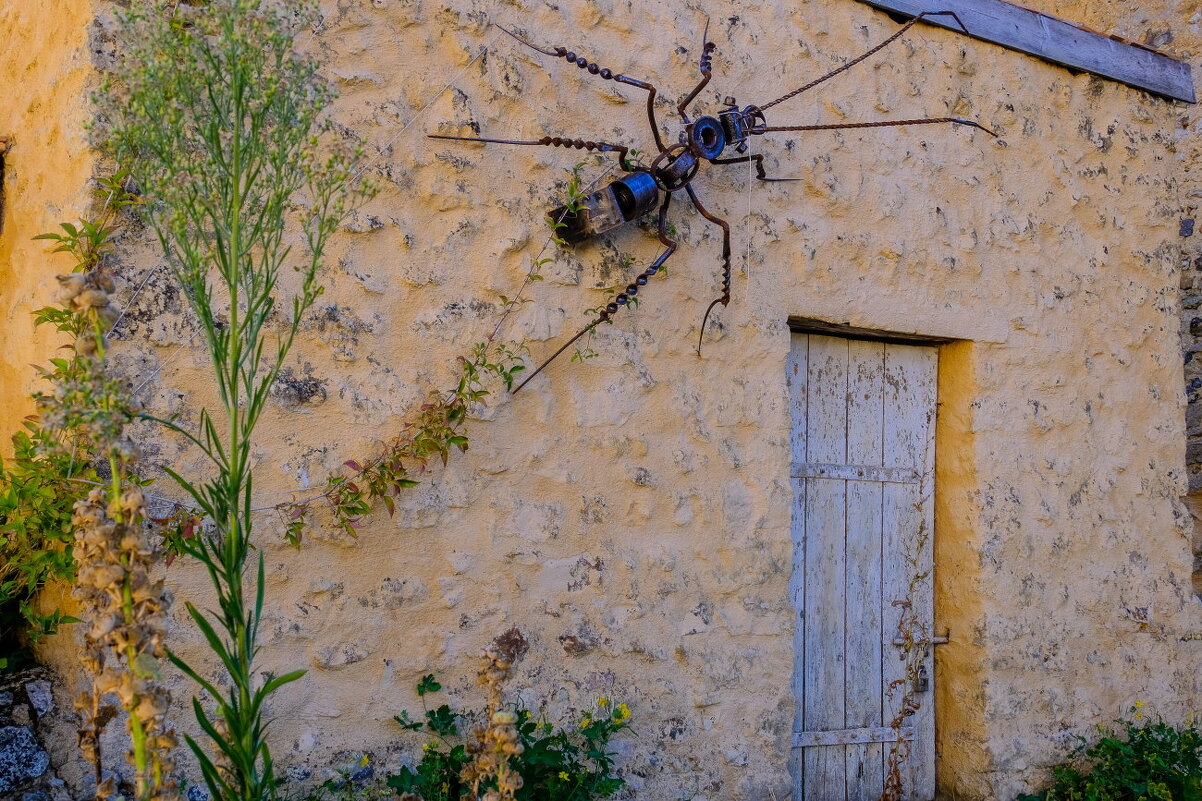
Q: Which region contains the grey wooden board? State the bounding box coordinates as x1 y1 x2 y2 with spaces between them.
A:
853 0 1195 103
845 340 886 801
788 334 939 801
881 344 938 801
801 335 850 801
786 341 808 793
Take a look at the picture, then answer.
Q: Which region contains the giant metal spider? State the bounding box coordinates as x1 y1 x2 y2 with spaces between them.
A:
429 11 997 392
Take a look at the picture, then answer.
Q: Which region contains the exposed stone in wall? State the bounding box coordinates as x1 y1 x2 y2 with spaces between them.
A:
1174 3 1202 594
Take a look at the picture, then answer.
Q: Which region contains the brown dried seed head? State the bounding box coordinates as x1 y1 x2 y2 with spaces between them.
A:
75 288 110 309
55 273 88 301
119 486 145 513
75 335 99 356
97 305 119 327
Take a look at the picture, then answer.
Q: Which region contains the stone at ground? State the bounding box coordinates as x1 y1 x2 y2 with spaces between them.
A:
0 726 50 793
186 784 211 801
23 682 52 718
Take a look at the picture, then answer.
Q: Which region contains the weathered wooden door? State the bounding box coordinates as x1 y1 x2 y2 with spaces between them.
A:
787 333 937 801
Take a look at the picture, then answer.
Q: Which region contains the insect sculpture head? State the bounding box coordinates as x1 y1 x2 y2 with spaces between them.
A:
429 13 997 392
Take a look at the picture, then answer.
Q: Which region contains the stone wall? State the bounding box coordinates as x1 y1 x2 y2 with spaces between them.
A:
0 668 76 801
3 1 1202 800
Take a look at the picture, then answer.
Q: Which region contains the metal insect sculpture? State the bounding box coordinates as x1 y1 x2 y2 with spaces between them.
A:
429 12 997 392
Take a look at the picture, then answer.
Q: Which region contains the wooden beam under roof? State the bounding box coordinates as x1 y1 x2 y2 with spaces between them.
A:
852 0 1195 103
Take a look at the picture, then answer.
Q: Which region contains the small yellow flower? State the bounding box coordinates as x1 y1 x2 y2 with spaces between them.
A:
580 715 591 729
559 771 570 781
616 703 631 721
596 696 609 707
359 754 370 767
1135 700 1144 708
423 742 434 752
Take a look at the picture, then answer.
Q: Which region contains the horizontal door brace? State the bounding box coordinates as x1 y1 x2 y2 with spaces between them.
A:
793 725 915 748
792 463 920 484
893 635 950 646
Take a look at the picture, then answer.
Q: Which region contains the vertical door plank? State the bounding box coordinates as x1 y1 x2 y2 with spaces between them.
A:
881 480 923 797
806 336 850 465
788 337 809 797
845 341 886 801
882 344 938 801
803 335 849 801
790 477 807 797
788 332 809 476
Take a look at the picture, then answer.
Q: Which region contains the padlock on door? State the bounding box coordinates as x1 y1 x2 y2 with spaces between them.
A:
914 664 930 693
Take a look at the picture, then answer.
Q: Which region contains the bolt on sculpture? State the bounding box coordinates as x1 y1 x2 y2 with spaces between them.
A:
430 12 997 392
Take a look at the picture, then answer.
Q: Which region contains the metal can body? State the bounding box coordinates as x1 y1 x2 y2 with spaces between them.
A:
550 171 660 244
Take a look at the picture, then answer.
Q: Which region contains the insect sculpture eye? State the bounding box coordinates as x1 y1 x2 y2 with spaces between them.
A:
687 116 727 160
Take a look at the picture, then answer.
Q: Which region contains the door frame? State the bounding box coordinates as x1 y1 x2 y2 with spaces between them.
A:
787 319 953 801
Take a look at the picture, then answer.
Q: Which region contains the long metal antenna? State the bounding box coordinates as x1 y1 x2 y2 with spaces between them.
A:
759 10 969 111
761 117 997 136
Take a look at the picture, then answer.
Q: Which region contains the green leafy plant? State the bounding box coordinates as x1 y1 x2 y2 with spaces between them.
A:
1019 711 1202 801
0 169 146 673
294 756 390 801
289 339 527 543
546 162 589 250
0 422 88 669
29 169 177 800
388 675 631 801
100 0 366 799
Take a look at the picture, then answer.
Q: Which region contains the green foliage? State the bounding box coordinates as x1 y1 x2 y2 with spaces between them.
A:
4 168 143 671
546 162 588 249
0 423 90 669
387 678 631 801
1019 713 1202 801
295 757 391 801
100 0 366 799
388 744 470 801
294 340 525 543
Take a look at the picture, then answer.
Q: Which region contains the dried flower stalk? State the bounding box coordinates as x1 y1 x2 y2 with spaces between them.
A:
36 191 177 800
462 646 524 801
72 485 177 801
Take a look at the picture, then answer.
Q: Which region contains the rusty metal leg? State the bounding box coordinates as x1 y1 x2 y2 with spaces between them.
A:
678 19 716 122
684 184 732 355
711 153 801 182
496 24 667 152
427 133 637 171
512 192 678 393
761 117 997 137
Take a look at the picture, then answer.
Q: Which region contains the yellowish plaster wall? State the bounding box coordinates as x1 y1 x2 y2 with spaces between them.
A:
7 0 1202 799
0 0 99 454
934 341 992 798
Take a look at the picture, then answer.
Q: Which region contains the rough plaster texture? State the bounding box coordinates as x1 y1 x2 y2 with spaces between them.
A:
5 1 1202 799
0 0 99 451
